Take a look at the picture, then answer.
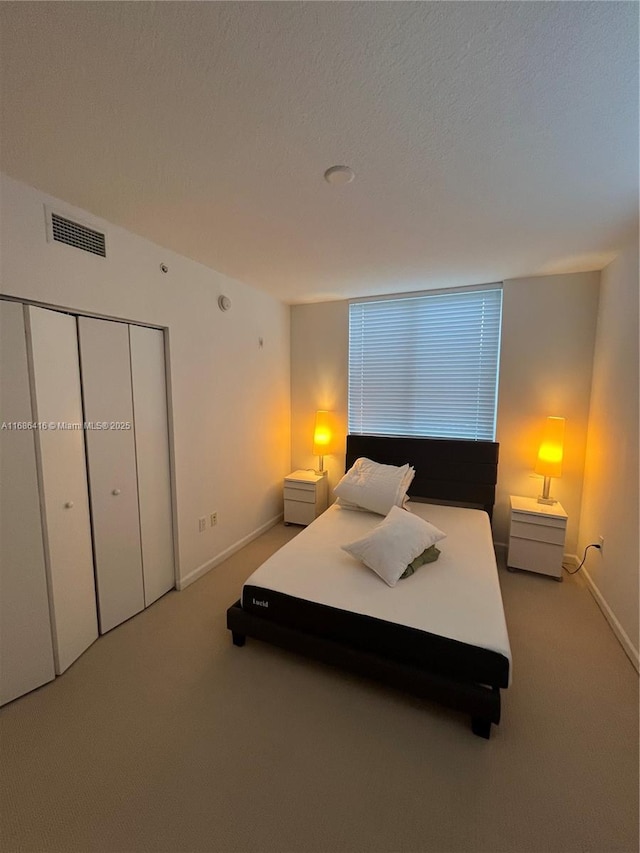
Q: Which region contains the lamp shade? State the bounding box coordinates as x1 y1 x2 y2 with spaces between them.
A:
534 416 565 479
312 410 333 455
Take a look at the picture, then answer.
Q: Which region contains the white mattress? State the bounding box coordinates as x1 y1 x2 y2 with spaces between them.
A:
243 502 512 676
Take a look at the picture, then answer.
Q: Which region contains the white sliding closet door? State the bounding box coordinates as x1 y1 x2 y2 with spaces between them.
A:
78 317 144 633
129 325 175 606
26 306 98 674
0 301 55 704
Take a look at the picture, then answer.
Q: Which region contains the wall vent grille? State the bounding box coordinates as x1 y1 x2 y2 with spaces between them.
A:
50 212 106 257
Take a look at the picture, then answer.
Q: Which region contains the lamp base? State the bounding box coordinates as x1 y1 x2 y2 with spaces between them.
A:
537 475 557 505
537 495 557 505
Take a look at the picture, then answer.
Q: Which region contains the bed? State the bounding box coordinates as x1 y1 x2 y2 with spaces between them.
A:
226 434 510 738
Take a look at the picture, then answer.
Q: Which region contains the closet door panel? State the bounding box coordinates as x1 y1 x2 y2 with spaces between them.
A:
129 325 175 606
26 306 98 674
78 317 144 633
0 301 55 704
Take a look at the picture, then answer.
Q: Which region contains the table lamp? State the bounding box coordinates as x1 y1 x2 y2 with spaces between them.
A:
313 410 333 473
534 416 565 505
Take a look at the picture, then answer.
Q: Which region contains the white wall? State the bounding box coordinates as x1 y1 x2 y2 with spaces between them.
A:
495 272 600 551
0 173 291 588
290 301 349 493
578 238 639 667
290 272 601 555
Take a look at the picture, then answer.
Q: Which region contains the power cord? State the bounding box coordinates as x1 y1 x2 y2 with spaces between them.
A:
563 542 601 575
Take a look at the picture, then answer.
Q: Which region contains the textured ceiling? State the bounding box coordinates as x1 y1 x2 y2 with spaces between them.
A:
1 2 637 304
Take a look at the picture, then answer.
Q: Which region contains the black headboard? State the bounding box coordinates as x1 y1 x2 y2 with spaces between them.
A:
345 434 499 518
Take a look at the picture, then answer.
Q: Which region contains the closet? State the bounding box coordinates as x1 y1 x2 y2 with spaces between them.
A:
0 301 174 705
0 301 56 704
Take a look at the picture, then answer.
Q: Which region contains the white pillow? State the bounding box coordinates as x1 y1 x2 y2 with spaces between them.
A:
335 497 370 512
334 457 415 516
336 495 412 512
341 505 446 587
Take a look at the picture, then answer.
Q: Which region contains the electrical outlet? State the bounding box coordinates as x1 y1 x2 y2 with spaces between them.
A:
210 512 217 527
198 517 206 533
598 535 604 551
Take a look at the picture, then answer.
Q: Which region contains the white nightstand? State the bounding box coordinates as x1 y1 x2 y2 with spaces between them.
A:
507 495 568 580
283 470 328 526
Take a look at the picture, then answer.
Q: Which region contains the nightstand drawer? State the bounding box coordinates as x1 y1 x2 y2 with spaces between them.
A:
511 510 566 530
508 537 564 578
284 486 316 504
510 519 566 545
284 500 316 526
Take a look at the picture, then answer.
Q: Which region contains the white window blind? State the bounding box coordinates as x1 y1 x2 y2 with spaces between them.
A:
348 287 502 441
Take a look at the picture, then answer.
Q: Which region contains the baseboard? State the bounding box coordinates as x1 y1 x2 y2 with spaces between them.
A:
580 565 639 673
176 512 284 590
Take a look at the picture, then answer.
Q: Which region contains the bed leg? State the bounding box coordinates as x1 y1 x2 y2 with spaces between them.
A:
471 717 492 739
232 631 246 647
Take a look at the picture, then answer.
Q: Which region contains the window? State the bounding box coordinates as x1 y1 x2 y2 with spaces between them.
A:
348 286 502 441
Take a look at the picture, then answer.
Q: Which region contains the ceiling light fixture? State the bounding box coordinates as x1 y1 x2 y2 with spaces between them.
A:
324 165 355 185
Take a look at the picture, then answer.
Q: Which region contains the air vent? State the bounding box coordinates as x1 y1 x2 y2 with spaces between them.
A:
48 210 106 257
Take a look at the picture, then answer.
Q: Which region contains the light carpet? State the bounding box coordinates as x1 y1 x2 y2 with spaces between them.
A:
1 522 638 853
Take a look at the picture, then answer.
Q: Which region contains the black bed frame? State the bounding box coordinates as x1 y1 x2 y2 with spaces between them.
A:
227 434 502 738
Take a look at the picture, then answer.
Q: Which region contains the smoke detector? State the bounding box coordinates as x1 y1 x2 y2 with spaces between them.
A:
324 165 355 185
